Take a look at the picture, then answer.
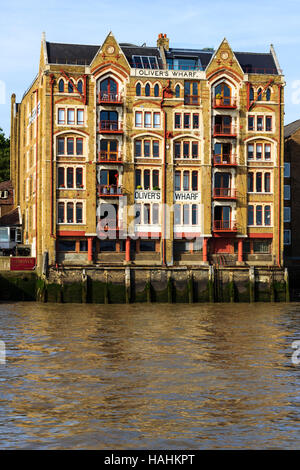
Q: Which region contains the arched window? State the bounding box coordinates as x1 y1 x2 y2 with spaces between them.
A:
154 84 159 97
136 83 141 96
257 88 262 101
145 83 150 96
100 77 117 100
77 80 83 94
266 88 271 101
249 87 254 101
58 79 64 93
214 82 231 106
175 85 180 98
68 80 74 93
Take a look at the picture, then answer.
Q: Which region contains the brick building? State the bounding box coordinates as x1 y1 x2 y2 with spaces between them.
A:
283 120 300 264
0 180 14 217
10 32 285 270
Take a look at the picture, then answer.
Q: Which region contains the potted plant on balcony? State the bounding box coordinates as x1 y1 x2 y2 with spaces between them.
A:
102 186 108 194
136 185 142 190
215 93 222 106
153 186 160 191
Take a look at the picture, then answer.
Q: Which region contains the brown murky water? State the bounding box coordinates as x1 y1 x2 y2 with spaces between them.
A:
0 302 300 449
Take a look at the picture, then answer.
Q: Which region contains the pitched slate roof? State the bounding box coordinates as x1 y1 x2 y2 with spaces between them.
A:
45 40 279 74
46 42 99 65
284 119 300 139
0 207 20 226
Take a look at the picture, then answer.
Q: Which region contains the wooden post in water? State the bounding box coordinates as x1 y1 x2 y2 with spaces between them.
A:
81 269 88 303
188 270 193 303
208 265 215 303
167 270 173 303
125 267 131 304
270 270 275 302
104 270 109 304
146 271 151 303
229 271 235 303
249 266 255 302
284 267 290 302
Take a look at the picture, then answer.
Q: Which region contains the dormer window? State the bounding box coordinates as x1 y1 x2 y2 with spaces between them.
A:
132 56 159 69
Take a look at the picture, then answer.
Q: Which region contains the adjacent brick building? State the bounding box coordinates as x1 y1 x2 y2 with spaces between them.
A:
10 32 285 270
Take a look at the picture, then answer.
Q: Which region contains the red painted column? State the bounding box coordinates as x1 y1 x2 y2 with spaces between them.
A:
203 237 208 262
238 239 243 262
88 237 93 262
125 237 131 262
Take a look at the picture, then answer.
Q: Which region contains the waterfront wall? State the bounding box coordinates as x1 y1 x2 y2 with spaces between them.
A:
0 266 290 303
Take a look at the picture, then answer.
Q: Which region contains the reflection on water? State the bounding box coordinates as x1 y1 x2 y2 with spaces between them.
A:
0 302 300 449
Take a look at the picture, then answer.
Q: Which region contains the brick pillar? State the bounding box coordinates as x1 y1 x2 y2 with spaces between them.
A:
238 239 243 262
203 237 208 262
88 237 93 262
125 237 131 262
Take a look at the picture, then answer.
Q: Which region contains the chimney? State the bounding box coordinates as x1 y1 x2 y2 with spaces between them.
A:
157 33 169 51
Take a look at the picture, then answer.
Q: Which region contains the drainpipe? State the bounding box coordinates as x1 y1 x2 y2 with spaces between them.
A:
50 74 55 238
34 87 39 260
278 84 283 267
160 81 169 266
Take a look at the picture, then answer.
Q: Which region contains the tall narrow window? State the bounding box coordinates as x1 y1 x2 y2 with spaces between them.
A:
264 173 271 192
248 205 254 225
266 88 271 101
175 85 180 98
183 142 189 158
247 143 254 159
67 167 74 188
174 142 181 159
145 83 150 96
135 204 141 224
135 111 142 127
264 205 271 226
152 170 159 189
58 203 65 223
175 171 181 191
174 204 181 224
144 169 150 189
154 84 159 97
77 109 84 125
153 140 159 158
76 203 83 223
266 116 272 131
58 167 64 187
76 138 83 155
77 80 83 94
153 113 160 128
144 140 150 157
135 140 141 157
183 205 189 224
257 88 262 101
144 204 150 224
193 114 199 129
248 172 254 192
192 142 198 159
76 168 83 188
58 79 64 93
67 202 74 223
183 171 189 191
192 171 198 191
58 109 65 124
153 204 159 224
257 116 263 131
175 113 181 128
249 87 254 101
265 144 271 160
58 138 65 155
256 172 262 192
68 80 74 93
144 112 151 128
136 83 141 96
135 169 141 188
256 205 262 225
67 109 75 125
67 138 74 155
184 113 190 129
256 144 262 160
248 116 254 131
192 205 198 225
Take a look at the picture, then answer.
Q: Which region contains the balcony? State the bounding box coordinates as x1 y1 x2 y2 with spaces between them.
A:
213 124 237 137
213 154 237 167
98 92 123 105
212 97 237 109
213 188 237 200
213 220 237 233
184 95 200 105
97 184 124 197
98 121 123 134
97 151 123 164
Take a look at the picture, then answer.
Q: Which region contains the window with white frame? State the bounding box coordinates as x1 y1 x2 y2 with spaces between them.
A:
247 171 272 193
134 203 160 225
134 138 160 158
248 204 272 226
248 115 273 132
173 204 199 225
174 112 199 129
57 107 85 125
173 140 199 159
57 200 85 224
57 136 84 156
247 142 272 160
57 166 84 189
134 110 161 129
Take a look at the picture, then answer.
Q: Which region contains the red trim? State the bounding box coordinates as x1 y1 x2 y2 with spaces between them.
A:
248 233 273 238
135 232 161 238
57 231 86 236
91 62 129 78
174 232 201 238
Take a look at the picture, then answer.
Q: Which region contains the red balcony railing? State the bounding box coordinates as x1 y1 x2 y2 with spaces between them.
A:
213 220 237 232
98 92 123 104
212 97 237 109
97 151 123 163
184 95 200 105
213 124 237 137
213 188 237 199
97 184 124 197
99 121 123 133
213 154 237 166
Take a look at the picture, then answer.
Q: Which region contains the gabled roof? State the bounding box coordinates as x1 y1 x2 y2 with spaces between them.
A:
234 52 278 75
0 207 20 226
284 119 300 139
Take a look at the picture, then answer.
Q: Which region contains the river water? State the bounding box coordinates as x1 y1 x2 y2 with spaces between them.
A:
0 302 299 449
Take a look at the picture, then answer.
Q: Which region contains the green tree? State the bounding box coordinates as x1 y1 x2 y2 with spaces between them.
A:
0 128 10 182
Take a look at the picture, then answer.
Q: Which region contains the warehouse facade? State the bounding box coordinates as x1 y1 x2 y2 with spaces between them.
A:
10 32 285 269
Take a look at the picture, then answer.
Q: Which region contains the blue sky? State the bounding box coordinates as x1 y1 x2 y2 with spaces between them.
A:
1 0 300 136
